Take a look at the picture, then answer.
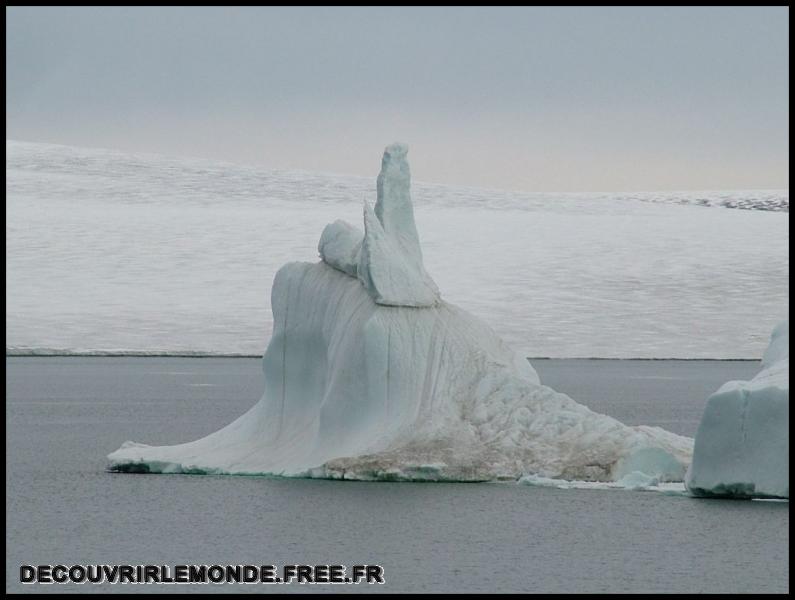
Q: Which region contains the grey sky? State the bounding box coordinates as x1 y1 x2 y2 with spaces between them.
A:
6 6 789 192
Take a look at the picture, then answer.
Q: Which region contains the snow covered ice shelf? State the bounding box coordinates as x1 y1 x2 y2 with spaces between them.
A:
686 321 789 499
6 140 789 358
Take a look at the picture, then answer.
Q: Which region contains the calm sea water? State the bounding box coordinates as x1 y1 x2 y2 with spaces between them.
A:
6 357 787 593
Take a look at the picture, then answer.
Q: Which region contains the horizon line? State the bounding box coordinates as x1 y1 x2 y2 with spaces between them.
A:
7 138 789 198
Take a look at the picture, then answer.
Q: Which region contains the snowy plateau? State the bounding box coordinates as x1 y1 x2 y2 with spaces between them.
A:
6 140 789 359
107 143 694 483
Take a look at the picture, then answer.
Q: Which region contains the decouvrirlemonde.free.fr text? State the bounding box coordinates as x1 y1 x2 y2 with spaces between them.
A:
20 564 385 585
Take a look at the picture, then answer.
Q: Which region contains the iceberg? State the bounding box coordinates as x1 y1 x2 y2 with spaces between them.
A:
108 143 693 482
685 321 789 499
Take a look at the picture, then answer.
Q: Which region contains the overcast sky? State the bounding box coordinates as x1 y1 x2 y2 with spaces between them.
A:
6 6 789 192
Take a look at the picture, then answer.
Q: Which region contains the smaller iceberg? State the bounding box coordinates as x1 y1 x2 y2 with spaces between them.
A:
685 321 789 499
